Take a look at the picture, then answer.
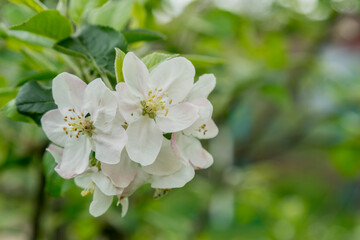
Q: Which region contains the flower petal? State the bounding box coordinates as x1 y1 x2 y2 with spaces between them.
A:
47 144 63 164
149 57 195 103
55 136 92 179
182 98 214 137
84 78 117 132
186 73 216 101
92 122 127 164
91 172 120 196
52 72 87 113
74 172 93 189
101 150 138 188
41 109 68 147
115 82 142 123
121 170 150 197
191 119 219 139
123 52 149 98
174 134 213 169
150 165 195 189
143 139 183 176
126 117 163 166
156 102 199 133
89 187 113 217
117 197 129 217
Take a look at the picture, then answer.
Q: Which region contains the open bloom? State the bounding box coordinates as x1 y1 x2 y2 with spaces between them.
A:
49 144 141 217
41 73 127 179
75 168 123 217
172 74 219 169
116 52 199 166
144 139 195 189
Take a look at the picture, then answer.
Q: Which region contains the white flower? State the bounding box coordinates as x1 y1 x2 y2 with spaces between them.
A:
143 139 195 189
102 149 150 217
74 168 122 217
41 73 127 179
171 74 219 169
49 144 139 217
116 52 199 166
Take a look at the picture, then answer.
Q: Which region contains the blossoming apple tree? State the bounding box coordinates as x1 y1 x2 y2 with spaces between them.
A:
2 1 218 217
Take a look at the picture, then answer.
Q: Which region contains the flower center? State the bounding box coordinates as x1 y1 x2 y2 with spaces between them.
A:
81 186 94 197
141 88 172 119
62 108 94 138
198 124 208 135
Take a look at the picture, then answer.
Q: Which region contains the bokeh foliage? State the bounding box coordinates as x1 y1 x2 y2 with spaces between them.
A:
1 0 360 239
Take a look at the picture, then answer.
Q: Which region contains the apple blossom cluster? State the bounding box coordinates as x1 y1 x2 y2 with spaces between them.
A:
41 52 218 217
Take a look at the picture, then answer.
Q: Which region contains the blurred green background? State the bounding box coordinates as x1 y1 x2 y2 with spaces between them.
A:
1 0 360 239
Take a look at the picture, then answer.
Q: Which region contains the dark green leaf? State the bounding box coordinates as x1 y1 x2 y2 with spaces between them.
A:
10 10 73 41
122 29 166 43
16 81 56 125
54 25 128 77
43 150 68 197
16 71 57 86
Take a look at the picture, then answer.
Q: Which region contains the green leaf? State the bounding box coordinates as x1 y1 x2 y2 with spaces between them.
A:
43 151 68 197
1 99 33 123
16 81 56 125
142 52 179 71
122 29 166 43
88 0 134 31
69 0 108 24
115 48 126 83
6 30 56 48
54 25 127 77
182 54 225 67
0 88 18 108
10 10 73 41
9 0 47 13
16 71 57 87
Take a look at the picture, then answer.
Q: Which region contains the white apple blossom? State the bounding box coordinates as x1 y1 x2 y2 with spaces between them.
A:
116 52 200 166
41 73 127 179
171 74 219 169
144 139 195 189
48 144 141 217
42 51 218 217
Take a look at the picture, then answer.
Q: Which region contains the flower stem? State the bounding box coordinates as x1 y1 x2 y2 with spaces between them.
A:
90 58 114 90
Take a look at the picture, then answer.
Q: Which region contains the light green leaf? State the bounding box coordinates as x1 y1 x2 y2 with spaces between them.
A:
122 29 166 43
1 99 33 123
182 54 225 67
9 0 47 13
69 0 108 24
115 48 126 83
54 25 127 77
142 52 179 71
10 10 73 41
16 81 56 125
88 0 134 31
6 30 55 48
0 88 18 108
